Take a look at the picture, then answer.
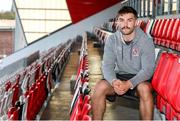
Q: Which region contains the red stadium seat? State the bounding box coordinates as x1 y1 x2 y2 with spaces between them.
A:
152 53 175 96
83 95 91 106
165 19 176 48
153 53 180 120
160 19 171 46
165 54 180 111
158 54 177 100
176 23 180 51
165 103 172 120
151 19 163 44
82 115 92 121
156 95 166 113
8 107 20 120
156 19 167 45
144 19 151 33
80 103 91 119
154 19 162 44
8 107 16 119
169 19 180 49
12 84 20 107
151 19 159 41
173 82 180 113
70 94 83 121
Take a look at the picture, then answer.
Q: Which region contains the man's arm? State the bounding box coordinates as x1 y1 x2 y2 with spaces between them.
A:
102 35 117 85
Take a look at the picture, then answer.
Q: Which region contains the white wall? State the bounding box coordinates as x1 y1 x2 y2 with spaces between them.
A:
13 0 27 51
14 15 27 51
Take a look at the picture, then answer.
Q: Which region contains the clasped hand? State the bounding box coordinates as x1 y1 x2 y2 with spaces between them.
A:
112 79 131 95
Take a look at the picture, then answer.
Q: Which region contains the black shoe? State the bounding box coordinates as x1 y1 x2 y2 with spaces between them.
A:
106 95 116 102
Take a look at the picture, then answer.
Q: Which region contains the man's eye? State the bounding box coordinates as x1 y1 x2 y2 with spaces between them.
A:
119 19 123 22
128 20 132 22
128 19 134 22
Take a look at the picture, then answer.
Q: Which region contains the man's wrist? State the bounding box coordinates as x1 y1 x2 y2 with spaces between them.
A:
112 79 117 85
112 79 117 82
127 80 133 89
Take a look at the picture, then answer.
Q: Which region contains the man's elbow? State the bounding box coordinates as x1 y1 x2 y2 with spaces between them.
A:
143 67 154 79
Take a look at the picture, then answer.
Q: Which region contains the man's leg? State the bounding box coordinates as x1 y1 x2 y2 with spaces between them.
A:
91 80 115 120
136 82 154 120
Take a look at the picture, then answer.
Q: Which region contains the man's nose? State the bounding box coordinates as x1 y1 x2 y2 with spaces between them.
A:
124 21 128 26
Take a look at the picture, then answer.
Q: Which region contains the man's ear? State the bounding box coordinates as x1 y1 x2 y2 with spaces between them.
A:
135 19 138 27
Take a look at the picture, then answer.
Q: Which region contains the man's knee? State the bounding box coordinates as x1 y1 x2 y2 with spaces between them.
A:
137 82 152 100
93 80 114 96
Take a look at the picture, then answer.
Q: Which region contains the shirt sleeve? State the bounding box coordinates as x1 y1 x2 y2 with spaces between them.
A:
102 35 117 85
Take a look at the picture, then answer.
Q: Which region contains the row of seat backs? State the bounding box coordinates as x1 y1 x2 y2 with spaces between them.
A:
2 40 74 120
7 74 48 120
152 52 180 120
93 27 112 45
70 33 92 121
151 18 180 51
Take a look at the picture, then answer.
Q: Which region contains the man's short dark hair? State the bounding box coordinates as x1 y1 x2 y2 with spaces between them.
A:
118 6 138 18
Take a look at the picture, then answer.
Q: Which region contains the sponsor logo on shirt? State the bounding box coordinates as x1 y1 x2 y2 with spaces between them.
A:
132 48 139 56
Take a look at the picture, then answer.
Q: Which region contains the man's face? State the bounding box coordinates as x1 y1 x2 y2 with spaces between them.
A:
117 13 137 35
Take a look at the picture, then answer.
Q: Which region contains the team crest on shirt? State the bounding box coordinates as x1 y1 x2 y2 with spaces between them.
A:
132 48 139 56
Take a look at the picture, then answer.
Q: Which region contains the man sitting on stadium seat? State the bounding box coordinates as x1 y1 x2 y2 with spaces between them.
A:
92 6 155 120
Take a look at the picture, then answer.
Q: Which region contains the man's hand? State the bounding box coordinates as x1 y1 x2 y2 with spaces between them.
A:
112 79 132 95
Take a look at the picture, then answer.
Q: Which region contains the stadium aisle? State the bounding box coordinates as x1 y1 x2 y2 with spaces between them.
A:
40 42 80 120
